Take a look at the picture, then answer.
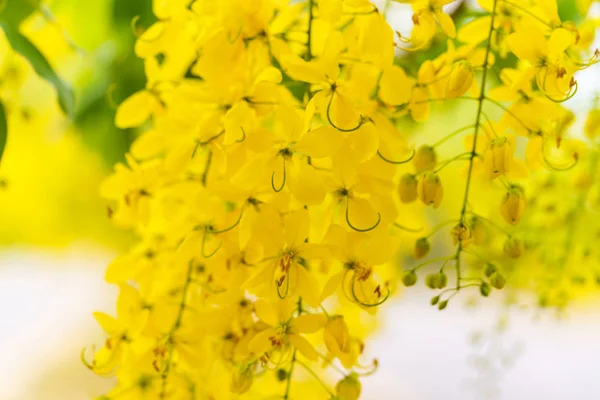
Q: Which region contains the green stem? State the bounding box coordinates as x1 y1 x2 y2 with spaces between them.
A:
159 262 194 399
455 0 498 288
296 360 335 396
432 124 477 148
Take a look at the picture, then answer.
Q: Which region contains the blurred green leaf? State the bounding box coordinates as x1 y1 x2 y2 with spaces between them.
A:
0 23 75 117
0 100 6 165
0 0 40 25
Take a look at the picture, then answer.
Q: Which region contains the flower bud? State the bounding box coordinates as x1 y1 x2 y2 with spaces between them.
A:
490 272 507 289
335 373 361 400
399 173 418 203
430 295 440 305
413 237 430 259
500 186 525 225
276 368 288 381
417 172 444 208
483 136 513 179
402 270 418 286
483 262 497 278
503 237 524 259
480 282 491 297
425 273 439 289
324 316 357 369
445 61 474 99
425 272 447 289
231 368 253 394
438 300 448 310
412 145 437 172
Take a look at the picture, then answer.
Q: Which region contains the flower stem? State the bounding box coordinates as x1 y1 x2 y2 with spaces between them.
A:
455 0 498 288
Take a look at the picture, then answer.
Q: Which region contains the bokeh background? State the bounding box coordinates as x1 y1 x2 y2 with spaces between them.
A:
1 0 600 399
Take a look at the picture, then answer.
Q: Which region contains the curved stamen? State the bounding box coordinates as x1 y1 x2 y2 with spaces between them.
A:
392 222 423 233
202 227 222 258
271 157 287 192
350 272 390 308
377 148 415 164
540 136 579 171
209 207 245 234
345 197 381 233
237 127 247 143
326 92 364 132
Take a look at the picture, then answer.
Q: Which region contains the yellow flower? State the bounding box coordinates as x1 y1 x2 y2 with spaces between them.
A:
507 26 576 100
247 298 326 361
244 209 326 308
417 172 443 208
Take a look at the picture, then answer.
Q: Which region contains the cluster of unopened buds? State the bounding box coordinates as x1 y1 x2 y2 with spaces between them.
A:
84 0 600 398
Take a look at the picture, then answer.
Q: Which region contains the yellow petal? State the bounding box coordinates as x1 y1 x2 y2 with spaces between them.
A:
320 270 345 302
295 265 321 308
254 299 279 327
295 126 346 158
289 334 319 361
293 314 327 334
379 65 413 106
435 11 456 38
93 312 120 335
457 16 492 44
115 91 160 129
247 328 277 355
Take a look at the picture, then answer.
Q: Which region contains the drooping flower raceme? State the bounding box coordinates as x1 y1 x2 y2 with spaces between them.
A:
87 0 599 398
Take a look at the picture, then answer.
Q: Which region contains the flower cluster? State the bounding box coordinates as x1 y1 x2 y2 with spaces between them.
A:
87 0 599 398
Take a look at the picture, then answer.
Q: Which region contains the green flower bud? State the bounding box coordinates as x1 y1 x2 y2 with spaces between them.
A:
490 272 507 289
276 368 288 381
425 272 447 289
483 263 497 278
413 237 430 259
480 282 491 297
402 270 418 286
438 272 448 289
438 300 448 310
425 273 439 289
430 295 440 305
335 373 361 400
